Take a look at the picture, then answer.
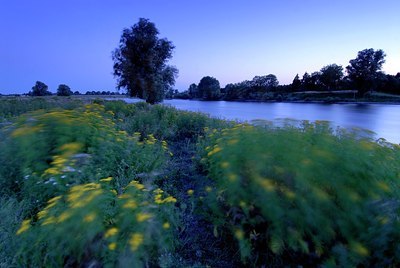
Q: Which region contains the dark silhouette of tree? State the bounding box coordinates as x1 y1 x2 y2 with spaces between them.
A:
198 76 221 100
346 48 386 96
291 74 301 91
56 84 73 96
188 83 199 99
251 74 279 89
112 18 178 104
30 81 51 96
319 64 344 90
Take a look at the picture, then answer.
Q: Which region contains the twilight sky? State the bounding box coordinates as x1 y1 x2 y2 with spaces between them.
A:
1 0 399 94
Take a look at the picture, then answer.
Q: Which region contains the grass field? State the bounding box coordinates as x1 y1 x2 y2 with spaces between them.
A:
1 96 399 267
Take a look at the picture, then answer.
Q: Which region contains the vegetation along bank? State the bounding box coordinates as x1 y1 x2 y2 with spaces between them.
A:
0 96 399 267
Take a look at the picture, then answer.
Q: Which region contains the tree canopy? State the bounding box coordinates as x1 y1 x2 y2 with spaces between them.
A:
112 18 178 104
346 48 386 96
30 81 51 96
56 84 73 96
197 76 221 100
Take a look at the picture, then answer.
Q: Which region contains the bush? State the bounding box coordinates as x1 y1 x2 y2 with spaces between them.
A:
200 122 400 266
15 179 177 267
0 104 168 212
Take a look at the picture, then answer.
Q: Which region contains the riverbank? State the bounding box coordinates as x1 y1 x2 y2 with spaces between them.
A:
1 97 399 267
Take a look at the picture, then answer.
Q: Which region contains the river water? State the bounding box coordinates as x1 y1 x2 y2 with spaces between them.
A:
121 98 400 144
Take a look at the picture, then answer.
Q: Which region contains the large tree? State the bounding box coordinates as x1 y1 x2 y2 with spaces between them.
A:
56 84 73 96
319 64 344 90
112 18 178 104
198 76 221 100
30 81 51 96
346 48 386 96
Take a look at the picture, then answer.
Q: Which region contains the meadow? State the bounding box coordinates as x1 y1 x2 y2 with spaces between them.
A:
0 96 399 267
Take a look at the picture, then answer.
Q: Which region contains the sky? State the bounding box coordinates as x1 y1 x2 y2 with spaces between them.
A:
1 0 399 94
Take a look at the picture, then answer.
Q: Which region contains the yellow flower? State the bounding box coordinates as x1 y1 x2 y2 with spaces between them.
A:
128 180 145 190
37 209 48 220
104 227 119 238
187 189 194 196
205 186 212 193
234 229 244 240
16 219 31 235
221 162 229 168
84 212 96 222
100 177 113 182
58 211 72 223
163 222 170 229
41 216 56 226
123 200 137 209
162 196 177 203
108 242 117 251
136 213 153 222
129 233 144 251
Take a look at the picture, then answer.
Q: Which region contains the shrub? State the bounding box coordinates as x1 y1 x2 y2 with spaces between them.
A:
200 122 400 266
0 104 168 212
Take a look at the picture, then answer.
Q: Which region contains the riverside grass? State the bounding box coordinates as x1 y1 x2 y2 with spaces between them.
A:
0 97 399 267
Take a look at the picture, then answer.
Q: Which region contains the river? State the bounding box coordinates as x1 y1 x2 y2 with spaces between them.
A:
120 98 400 144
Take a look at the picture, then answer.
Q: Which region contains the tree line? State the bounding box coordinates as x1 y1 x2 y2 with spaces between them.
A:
175 48 400 101
23 18 400 103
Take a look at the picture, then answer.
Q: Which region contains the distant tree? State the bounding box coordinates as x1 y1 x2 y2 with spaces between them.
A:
31 81 51 96
291 74 302 91
112 18 178 104
73 91 80 95
319 64 344 90
301 72 321 91
188 83 199 99
198 76 221 100
251 74 279 89
56 84 73 96
346 48 386 96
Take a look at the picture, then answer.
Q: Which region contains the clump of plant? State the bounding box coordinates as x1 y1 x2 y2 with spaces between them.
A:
103 100 232 141
0 104 168 211
15 178 178 267
200 122 400 267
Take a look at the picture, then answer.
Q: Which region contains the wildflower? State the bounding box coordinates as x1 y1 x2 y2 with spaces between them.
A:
205 186 212 193
83 212 97 222
227 173 238 182
129 233 144 251
136 213 153 222
100 177 113 182
108 242 117 251
234 229 244 240
128 180 145 190
58 211 72 223
187 189 194 196
104 227 119 238
123 200 137 209
110 189 118 195
16 219 31 235
163 222 170 229
41 216 56 226
221 162 229 168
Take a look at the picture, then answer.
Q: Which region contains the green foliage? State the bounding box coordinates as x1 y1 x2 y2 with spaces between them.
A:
102 100 232 141
112 18 178 104
200 122 400 266
0 97 83 119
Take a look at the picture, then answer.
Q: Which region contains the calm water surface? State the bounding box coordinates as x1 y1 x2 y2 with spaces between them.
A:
122 99 400 144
